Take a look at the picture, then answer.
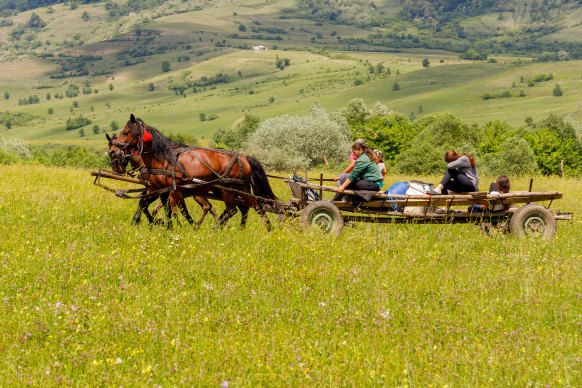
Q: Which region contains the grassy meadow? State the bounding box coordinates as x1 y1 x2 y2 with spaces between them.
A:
0 164 581 385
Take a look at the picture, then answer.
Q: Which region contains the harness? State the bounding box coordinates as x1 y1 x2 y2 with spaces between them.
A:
113 118 248 190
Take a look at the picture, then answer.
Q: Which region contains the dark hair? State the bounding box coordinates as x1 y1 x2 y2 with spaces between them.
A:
352 141 378 163
444 150 476 168
496 175 510 193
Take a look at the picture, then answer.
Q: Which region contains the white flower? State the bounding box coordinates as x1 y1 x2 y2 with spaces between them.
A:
318 302 326 307
116 358 123 364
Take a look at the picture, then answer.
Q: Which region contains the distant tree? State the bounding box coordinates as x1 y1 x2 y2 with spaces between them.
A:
4 91 9 100
108 83 114 91
238 24 246 32
73 101 79 108
367 64 375 73
392 82 400 91
148 83 155 91
199 113 207 121
48 108 54 114
553 84 563 97
82 11 89 21
375 63 384 74
525 116 534 126
519 89 526 97
269 96 275 103
92 125 100 135
110 121 118 131
25 13 46 29
422 58 430 67
46 92 51 100
162 61 171 72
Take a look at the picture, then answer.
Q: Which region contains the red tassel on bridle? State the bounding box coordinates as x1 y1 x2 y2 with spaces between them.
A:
143 130 152 142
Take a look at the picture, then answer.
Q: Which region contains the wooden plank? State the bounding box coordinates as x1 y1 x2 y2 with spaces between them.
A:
91 171 146 186
290 181 562 206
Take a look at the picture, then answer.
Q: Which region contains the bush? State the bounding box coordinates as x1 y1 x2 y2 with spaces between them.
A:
30 146 108 169
245 104 351 170
212 114 261 150
394 139 444 175
480 137 538 176
553 84 563 97
66 116 92 131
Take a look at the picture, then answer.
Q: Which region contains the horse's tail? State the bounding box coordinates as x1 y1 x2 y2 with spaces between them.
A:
247 156 277 200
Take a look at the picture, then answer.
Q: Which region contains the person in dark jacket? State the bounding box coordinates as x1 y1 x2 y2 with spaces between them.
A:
435 151 479 194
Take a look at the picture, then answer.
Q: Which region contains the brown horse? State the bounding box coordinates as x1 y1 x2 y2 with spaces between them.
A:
111 114 276 229
107 133 219 227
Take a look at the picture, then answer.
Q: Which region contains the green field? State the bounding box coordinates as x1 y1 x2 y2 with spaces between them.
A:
0 164 581 385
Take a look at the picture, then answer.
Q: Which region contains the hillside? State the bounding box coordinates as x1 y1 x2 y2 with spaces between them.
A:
0 0 582 146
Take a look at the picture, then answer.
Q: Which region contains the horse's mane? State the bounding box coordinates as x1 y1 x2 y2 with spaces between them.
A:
134 118 187 162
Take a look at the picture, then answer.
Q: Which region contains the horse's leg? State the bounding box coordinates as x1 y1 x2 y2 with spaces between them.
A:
215 191 238 229
244 195 272 232
172 191 195 226
163 192 174 229
133 193 157 225
238 205 250 229
192 195 216 227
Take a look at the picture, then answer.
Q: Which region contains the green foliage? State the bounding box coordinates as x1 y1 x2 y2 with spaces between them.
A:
110 121 118 131
92 125 100 135
212 114 261 150
3 91 8 100
459 50 488 61
422 58 430 67
65 115 91 131
25 12 45 29
295 0 385 28
275 58 290 70
245 104 351 170
65 84 79 98
525 114 582 175
163 132 199 147
0 111 36 129
161 61 171 72
394 139 444 174
48 108 54 114
553 84 563 97
480 137 538 176
342 99 416 165
29 145 108 168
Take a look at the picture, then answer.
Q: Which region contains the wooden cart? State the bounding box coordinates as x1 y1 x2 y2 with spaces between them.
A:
92 170 572 239
280 180 572 239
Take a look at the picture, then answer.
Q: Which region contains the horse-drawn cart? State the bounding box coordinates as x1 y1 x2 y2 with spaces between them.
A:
93 168 572 240
277 179 572 239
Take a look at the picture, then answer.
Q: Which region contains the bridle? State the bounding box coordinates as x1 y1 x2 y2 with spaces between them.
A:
108 118 147 174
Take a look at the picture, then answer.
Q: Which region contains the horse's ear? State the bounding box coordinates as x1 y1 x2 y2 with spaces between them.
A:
130 114 136 123
106 133 111 142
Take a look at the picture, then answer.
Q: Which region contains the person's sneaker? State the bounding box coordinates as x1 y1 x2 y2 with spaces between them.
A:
435 207 447 214
427 187 441 195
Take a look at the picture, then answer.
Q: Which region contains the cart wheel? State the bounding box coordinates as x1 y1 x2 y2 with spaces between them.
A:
509 204 557 240
300 201 343 235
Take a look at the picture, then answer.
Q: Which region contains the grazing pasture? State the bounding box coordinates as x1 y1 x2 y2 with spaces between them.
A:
0 164 580 385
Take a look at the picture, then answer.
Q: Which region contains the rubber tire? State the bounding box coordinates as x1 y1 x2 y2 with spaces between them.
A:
299 201 344 235
509 204 557 240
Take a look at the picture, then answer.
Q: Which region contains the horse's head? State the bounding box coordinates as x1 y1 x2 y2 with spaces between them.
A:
106 132 128 174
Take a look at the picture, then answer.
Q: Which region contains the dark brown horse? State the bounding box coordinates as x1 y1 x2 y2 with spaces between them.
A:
107 133 219 227
111 114 276 229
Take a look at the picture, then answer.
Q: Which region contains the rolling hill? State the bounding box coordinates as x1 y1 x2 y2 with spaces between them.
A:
0 0 581 146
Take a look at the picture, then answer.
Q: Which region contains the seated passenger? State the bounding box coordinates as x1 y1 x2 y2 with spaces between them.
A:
332 141 383 202
373 149 386 183
484 175 510 212
435 151 479 194
333 138 366 187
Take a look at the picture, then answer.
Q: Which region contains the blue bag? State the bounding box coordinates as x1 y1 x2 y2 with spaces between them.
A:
383 181 408 211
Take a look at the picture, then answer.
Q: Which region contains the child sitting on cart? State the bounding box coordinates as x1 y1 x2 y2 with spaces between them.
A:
332 141 383 202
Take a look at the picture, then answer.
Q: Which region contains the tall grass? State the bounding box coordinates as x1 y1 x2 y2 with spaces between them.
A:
0 165 580 385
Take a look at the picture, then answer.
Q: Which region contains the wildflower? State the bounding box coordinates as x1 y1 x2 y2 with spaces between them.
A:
116 358 123 364
318 302 326 307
